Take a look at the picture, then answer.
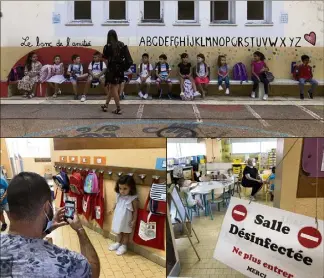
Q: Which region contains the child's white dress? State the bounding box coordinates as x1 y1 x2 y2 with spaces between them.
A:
111 194 138 234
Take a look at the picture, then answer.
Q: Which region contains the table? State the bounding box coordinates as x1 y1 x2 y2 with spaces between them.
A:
190 180 234 219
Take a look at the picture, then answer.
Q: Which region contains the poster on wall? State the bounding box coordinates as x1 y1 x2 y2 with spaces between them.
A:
214 197 323 278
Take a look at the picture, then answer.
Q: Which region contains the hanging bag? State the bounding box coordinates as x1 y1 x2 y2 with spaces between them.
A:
149 183 166 215
53 170 70 193
92 172 105 228
84 172 99 193
133 195 165 250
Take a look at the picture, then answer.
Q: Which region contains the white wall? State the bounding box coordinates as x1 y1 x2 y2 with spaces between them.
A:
1 1 323 47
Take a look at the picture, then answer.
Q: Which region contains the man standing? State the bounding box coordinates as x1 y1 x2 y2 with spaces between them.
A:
0 172 100 278
0 175 9 231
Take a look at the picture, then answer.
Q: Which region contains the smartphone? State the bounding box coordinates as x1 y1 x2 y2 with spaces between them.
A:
65 200 75 220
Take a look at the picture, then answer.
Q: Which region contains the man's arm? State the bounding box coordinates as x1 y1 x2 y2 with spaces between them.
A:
0 190 7 202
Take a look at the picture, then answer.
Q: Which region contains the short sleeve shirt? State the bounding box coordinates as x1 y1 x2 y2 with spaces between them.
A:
0 234 92 278
218 65 229 76
138 63 153 77
242 166 258 186
178 62 191 75
88 61 106 75
68 64 83 76
0 176 8 205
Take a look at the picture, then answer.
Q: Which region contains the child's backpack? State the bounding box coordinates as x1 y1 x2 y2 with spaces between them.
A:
149 183 166 215
121 45 133 72
292 62 299 80
84 172 99 194
181 79 194 101
233 63 248 84
91 61 104 72
7 65 25 83
53 171 70 192
156 62 170 74
65 64 81 78
69 172 84 195
39 65 54 83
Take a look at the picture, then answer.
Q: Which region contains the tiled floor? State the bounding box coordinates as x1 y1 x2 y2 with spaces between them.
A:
1 213 166 278
176 193 273 278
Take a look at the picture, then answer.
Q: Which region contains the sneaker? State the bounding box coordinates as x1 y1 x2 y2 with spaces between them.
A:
1 223 7 232
225 88 230 95
193 91 201 97
108 242 121 251
251 91 256 98
52 93 57 98
23 93 28 98
168 93 173 100
28 93 34 99
218 85 223 91
143 93 148 99
116 244 127 256
74 95 78 100
263 94 268 101
307 90 313 99
138 91 144 99
180 92 184 97
80 95 86 102
300 94 304 100
58 89 62 95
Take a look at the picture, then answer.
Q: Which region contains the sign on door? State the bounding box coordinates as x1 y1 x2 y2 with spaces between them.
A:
214 197 323 278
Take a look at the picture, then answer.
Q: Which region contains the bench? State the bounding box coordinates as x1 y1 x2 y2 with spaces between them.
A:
1 47 323 98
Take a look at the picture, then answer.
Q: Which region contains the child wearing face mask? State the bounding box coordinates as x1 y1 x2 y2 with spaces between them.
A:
194 53 209 98
108 175 138 255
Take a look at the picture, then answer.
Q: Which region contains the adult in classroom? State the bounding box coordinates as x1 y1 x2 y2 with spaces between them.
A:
101 29 133 114
0 172 100 278
241 158 264 201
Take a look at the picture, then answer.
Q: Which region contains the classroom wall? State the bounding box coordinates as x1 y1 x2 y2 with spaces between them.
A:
0 138 13 178
1 1 323 80
52 147 166 258
276 138 324 220
22 158 52 177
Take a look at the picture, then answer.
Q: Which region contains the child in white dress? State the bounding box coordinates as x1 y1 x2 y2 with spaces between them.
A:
47 55 66 98
108 175 138 255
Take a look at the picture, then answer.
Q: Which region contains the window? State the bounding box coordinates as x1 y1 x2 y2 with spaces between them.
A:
261 141 277 153
167 143 206 158
141 1 163 23
74 1 91 20
246 1 272 24
232 140 277 154
108 1 126 21
6 139 51 158
176 1 198 23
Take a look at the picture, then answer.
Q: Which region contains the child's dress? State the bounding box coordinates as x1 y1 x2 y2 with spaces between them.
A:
18 61 42 92
111 194 138 234
47 63 66 84
195 63 209 84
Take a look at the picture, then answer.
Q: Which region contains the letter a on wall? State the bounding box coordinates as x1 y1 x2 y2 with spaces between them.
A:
213 197 323 278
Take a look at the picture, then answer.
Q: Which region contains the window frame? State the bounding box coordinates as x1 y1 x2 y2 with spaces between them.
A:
246 0 273 25
175 0 199 24
210 1 236 24
103 0 129 25
140 1 164 24
66 1 93 26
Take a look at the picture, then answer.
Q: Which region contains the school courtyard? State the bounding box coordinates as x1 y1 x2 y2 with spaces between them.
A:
1 97 323 137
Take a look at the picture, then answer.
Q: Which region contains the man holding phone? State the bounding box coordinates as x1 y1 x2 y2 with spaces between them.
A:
0 172 100 278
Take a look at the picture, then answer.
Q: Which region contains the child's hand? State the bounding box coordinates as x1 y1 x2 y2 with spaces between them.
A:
129 220 136 228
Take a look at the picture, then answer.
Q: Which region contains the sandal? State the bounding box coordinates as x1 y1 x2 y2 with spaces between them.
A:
101 104 108 112
112 108 122 115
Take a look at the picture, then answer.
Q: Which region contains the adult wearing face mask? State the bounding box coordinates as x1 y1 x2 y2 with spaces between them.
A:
0 172 100 278
241 158 263 201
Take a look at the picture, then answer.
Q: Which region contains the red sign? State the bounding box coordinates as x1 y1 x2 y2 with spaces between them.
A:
232 205 247 222
298 226 322 249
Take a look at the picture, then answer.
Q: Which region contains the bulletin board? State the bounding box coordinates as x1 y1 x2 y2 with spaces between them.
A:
297 138 324 198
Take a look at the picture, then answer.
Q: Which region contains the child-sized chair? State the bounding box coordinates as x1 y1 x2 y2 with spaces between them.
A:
179 191 200 221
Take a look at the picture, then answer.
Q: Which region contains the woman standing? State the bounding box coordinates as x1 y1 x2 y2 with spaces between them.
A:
101 30 127 114
241 158 263 201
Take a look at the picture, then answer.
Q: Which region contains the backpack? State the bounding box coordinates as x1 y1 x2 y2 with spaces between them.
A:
91 61 103 72
149 183 166 215
181 79 194 101
156 62 169 74
292 62 299 81
7 65 25 83
53 171 70 192
65 64 81 78
84 172 99 194
121 45 133 72
265 71 275 83
69 172 84 195
39 65 54 83
233 63 249 84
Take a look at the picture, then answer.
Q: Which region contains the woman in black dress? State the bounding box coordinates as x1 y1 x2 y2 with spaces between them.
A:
241 158 263 201
101 30 125 114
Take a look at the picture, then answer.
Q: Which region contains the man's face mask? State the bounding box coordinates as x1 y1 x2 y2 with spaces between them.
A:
43 201 54 232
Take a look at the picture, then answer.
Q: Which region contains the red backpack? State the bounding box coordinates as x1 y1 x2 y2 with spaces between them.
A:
292 63 300 81
69 172 84 195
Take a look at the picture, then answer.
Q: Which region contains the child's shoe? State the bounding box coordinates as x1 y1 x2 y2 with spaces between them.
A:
53 92 57 98
263 94 268 101
225 88 230 95
80 95 86 102
116 244 127 256
218 85 223 91
307 90 313 99
74 95 78 100
108 242 121 251
143 93 148 99
251 91 256 98
180 92 184 97
193 91 201 97
300 94 304 100
58 89 62 95
138 91 144 99
28 93 34 99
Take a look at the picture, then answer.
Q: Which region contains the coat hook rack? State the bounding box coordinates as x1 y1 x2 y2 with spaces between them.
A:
107 171 113 176
73 167 77 171
152 175 160 181
58 166 62 170
128 173 134 177
67 167 71 171
99 170 104 174
118 172 123 177
139 174 146 180
79 167 83 171
92 169 97 173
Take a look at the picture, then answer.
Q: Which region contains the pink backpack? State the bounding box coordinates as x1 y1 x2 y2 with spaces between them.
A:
39 65 54 83
84 172 99 194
